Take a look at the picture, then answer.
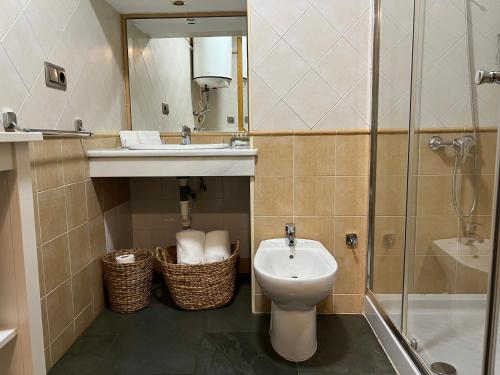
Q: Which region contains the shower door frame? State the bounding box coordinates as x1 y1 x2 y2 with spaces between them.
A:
366 0 500 374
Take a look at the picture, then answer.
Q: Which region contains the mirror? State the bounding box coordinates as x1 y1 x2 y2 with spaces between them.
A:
125 15 248 133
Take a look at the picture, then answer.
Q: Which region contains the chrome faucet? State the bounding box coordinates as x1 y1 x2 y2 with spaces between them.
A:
285 223 296 247
181 125 191 145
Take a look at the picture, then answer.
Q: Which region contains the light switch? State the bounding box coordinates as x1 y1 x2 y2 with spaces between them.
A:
48 66 58 83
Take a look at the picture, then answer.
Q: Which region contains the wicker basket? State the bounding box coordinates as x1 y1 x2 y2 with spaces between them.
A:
156 241 239 310
102 249 154 314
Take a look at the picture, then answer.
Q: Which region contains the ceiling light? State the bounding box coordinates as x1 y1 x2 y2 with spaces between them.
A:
173 1 186 6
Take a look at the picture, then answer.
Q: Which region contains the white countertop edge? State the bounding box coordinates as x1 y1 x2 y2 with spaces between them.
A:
87 148 258 157
0 132 43 143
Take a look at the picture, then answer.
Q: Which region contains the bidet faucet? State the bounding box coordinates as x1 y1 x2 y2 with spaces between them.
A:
285 223 296 247
181 125 191 145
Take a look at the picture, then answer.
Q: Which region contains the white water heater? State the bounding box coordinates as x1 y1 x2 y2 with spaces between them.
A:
192 37 232 89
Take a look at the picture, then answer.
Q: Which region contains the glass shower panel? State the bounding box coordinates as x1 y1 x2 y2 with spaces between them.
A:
405 0 500 373
371 0 415 330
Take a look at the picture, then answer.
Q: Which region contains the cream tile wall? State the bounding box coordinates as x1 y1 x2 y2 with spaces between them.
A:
252 134 370 313
378 0 500 130
0 0 125 132
249 0 373 131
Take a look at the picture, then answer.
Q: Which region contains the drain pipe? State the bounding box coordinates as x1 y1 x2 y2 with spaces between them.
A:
178 177 191 229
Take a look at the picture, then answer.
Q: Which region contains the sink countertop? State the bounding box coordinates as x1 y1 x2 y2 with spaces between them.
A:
87 147 257 158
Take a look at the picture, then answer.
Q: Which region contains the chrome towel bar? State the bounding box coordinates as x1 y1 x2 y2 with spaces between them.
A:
2 112 92 138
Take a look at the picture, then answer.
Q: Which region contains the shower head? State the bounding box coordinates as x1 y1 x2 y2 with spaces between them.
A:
453 135 475 162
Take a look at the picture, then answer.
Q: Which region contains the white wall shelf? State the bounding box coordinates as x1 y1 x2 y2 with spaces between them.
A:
0 328 17 350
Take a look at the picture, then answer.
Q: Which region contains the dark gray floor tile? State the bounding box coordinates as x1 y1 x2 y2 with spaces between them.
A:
297 315 396 375
195 332 298 375
49 334 119 375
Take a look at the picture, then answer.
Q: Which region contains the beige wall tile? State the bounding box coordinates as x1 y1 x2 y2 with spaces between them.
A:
72 265 92 317
254 294 271 313
29 142 37 192
34 140 63 192
474 132 497 175
42 235 70 293
375 175 406 216
50 322 75 365
254 177 293 216
89 259 105 312
335 135 369 176
418 133 457 175
75 304 94 337
332 251 366 294
413 256 456 293
254 216 293 257
415 215 458 255
294 176 335 216
294 135 335 176
62 139 86 184
65 182 87 230
462 174 494 215
372 256 404 294
88 215 106 260
373 216 405 256
46 280 73 340
68 224 91 274
254 136 293 176
102 177 130 211
37 246 45 297
191 135 223 144
41 298 49 348
317 295 334 313
416 176 455 216
334 216 368 256
335 176 368 216
33 194 41 246
86 179 103 219
333 294 364 313
38 187 67 243
45 347 51 371
376 133 408 175
455 256 489 293
294 216 334 251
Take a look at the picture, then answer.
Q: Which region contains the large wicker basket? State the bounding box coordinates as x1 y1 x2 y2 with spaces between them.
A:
156 241 239 310
103 249 154 314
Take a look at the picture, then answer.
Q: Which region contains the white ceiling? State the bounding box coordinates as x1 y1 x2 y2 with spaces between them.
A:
131 17 247 38
105 0 247 14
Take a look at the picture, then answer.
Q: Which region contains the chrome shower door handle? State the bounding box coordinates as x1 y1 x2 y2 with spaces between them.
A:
475 70 500 85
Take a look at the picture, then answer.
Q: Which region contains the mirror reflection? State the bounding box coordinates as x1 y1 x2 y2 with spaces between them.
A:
126 16 248 132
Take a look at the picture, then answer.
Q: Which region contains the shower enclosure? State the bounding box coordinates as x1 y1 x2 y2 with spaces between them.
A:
368 0 500 373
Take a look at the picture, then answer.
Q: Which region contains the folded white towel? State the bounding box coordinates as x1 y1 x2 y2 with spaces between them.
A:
176 230 205 265
137 131 162 145
119 131 139 148
204 230 231 261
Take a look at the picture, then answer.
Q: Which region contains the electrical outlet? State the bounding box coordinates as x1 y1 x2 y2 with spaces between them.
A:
162 103 169 115
44 62 66 91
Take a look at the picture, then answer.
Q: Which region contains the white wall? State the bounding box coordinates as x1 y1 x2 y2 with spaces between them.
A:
0 0 126 132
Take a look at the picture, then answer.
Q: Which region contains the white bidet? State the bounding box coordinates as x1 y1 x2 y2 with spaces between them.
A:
254 238 338 362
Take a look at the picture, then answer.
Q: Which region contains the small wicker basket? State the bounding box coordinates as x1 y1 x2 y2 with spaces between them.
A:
102 249 154 314
156 241 239 310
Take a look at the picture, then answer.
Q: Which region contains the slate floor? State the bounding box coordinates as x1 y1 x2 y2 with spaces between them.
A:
49 277 396 375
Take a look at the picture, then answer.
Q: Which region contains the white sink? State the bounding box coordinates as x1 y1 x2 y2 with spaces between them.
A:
127 143 230 150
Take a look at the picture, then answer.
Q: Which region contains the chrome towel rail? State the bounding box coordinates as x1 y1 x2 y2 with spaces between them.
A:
2 112 92 138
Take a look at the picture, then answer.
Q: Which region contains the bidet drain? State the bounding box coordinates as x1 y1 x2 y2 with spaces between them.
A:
430 362 457 375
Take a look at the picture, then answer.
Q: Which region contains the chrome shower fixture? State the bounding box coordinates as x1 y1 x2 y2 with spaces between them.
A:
475 70 500 85
428 135 475 158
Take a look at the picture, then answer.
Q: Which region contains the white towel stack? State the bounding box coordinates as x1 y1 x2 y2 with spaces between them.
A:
176 229 205 265
175 229 231 265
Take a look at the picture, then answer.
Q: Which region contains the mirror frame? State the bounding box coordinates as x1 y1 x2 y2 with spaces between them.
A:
121 12 248 133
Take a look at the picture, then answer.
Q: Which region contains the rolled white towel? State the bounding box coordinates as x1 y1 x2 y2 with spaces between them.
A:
176 229 205 265
203 253 225 264
116 253 135 264
204 230 231 261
